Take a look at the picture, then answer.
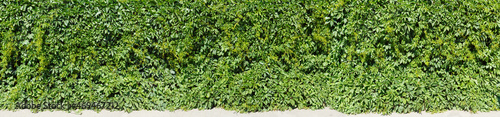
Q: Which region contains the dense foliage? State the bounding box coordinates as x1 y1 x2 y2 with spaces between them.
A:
1 0 499 114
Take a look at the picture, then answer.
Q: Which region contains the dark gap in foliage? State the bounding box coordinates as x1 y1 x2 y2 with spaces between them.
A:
454 36 467 44
12 21 23 33
468 43 477 53
478 59 488 68
484 35 491 47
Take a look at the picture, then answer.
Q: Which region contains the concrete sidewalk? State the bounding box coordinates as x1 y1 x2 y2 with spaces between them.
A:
1 109 499 117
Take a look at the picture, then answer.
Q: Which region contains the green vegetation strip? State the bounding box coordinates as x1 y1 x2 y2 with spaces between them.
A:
1 0 500 114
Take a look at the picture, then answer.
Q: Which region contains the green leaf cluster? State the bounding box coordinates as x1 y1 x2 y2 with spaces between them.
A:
1 0 499 114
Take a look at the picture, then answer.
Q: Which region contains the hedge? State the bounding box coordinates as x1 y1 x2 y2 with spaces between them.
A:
1 0 499 114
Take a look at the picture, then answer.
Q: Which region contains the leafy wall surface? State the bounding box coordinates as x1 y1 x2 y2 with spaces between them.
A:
0 0 499 114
